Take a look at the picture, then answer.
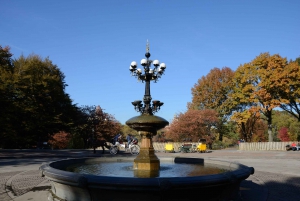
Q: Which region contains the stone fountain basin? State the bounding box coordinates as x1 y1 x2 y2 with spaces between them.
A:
40 157 254 201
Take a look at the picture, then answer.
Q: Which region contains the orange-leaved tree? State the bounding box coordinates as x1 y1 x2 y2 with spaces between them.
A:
189 67 235 141
230 107 261 142
72 105 121 150
165 109 219 143
190 67 235 116
229 53 288 142
48 131 70 149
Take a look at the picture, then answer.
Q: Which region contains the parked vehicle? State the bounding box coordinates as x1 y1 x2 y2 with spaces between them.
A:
109 141 140 155
196 139 207 153
292 145 300 151
286 142 300 151
179 143 195 153
164 143 175 153
178 139 208 153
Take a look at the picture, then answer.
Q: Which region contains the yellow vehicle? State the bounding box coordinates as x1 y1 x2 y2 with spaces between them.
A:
197 139 207 153
164 143 175 153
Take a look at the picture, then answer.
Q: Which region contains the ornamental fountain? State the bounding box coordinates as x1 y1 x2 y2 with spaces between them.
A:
126 41 169 177
40 42 254 201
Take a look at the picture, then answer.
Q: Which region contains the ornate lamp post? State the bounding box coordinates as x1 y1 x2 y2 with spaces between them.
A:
129 41 166 115
126 42 169 176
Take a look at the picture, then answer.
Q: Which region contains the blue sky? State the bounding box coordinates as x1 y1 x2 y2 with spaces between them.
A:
1 0 299 124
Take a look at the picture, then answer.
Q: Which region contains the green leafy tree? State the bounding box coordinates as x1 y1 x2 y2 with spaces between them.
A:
0 52 75 148
272 110 300 141
13 54 75 147
222 121 239 142
120 124 138 136
288 121 300 141
0 46 16 146
295 57 300 65
272 111 295 131
120 124 138 140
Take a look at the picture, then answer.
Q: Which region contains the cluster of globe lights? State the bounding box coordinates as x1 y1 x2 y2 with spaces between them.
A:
129 52 166 114
129 59 166 82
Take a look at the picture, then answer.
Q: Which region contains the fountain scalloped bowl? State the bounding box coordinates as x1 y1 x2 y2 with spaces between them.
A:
40 156 254 201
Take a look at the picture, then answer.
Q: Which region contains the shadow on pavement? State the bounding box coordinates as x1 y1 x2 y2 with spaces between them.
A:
0 158 62 167
263 176 300 201
241 172 300 201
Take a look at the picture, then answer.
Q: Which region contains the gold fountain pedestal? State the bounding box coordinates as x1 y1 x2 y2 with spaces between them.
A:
126 114 169 178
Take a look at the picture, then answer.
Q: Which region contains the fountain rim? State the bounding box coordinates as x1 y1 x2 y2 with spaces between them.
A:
40 156 254 188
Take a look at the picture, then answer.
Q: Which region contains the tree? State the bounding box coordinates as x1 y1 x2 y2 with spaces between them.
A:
277 127 290 142
279 58 300 121
190 67 235 116
48 131 70 149
288 121 300 141
230 107 261 142
272 111 295 131
0 46 16 147
165 109 219 143
229 53 288 142
152 129 168 142
253 53 290 141
190 67 235 141
251 119 268 142
75 105 121 150
14 54 75 147
0 52 76 148
120 125 138 139
221 121 240 142
296 57 300 65
272 110 300 141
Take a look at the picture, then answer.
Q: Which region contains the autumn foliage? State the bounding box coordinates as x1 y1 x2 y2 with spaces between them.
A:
188 53 300 142
48 131 70 149
230 107 265 142
76 105 121 149
165 109 219 143
277 127 290 142
224 53 299 141
190 67 234 116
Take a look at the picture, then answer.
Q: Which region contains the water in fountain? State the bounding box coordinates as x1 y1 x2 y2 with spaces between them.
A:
65 161 228 178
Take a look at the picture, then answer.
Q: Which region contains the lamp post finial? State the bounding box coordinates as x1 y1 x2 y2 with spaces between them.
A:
146 39 149 53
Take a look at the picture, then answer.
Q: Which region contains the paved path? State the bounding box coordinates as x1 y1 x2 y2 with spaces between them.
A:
0 149 299 201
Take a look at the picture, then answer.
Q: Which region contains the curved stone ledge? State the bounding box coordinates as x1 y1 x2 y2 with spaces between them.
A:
40 157 254 201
